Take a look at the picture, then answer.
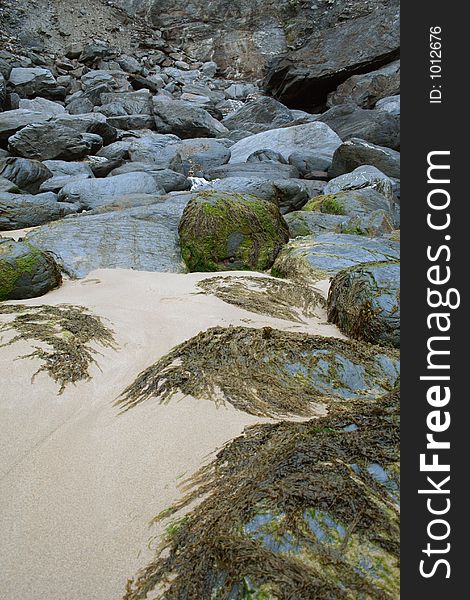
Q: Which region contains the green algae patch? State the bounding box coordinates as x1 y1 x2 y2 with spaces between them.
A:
178 191 289 272
0 304 117 393
328 261 400 348
304 193 347 215
197 275 326 323
117 326 399 417
122 392 400 600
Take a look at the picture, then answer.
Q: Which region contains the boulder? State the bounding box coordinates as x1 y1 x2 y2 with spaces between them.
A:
179 191 289 271
222 97 293 132
42 160 95 178
264 1 400 109
329 138 400 179
288 151 331 177
272 232 400 282
58 172 160 209
100 90 153 115
153 99 229 138
206 162 298 181
247 149 287 164
179 138 231 173
128 134 182 169
303 188 393 220
228 122 341 168
0 239 62 300
0 109 50 143
376 95 400 116
0 157 53 193
109 163 189 193
328 260 400 347
8 67 65 100
0 192 79 230
0 73 5 110
324 166 395 202
318 104 400 150
18 97 66 115
284 211 353 238
8 123 103 161
25 197 189 278
327 60 400 108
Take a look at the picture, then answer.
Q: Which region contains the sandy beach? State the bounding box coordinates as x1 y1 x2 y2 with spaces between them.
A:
0 268 342 600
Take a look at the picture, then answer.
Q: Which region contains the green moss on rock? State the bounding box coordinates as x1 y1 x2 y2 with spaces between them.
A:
303 193 347 215
123 391 400 600
0 239 61 301
178 191 289 272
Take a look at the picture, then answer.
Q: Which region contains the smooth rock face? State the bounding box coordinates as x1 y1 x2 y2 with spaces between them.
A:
328 260 400 347
58 172 160 209
376 95 400 116
153 99 229 138
229 122 342 167
25 196 189 278
327 60 400 108
272 232 400 282
304 188 393 220
318 104 400 150
0 238 62 300
264 0 400 109
222 97 293 132
206 162 298 181
285 211 353 238
0 192 79 229
179 191 289 272
324 166 395 202
109 163 189 193
179 138 231 173
329 138 400 179
0 157 53 193
8 123 103 160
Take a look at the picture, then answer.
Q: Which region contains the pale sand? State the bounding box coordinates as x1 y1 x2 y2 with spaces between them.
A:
0 269 341 600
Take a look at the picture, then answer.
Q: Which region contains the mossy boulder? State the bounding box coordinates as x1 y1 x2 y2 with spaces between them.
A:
272 233 400 283
304 188 392 218
0 239 61 301
285 209 393 238
328 261 400 347
178 191 289 272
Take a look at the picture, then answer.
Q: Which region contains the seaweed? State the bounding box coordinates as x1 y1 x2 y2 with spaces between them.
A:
197 275 326 323
0 303 116 393
123 391 400 600
117 326 399 417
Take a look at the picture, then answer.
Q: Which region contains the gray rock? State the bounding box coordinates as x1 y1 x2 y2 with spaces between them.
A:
0 109 50 143
247 149 287 164
39 174 93 193
109 163 189 192
117 54 142 74
100 90 153 115
25 196 189 278
0 157 52 193
58 171 160 209
95 102 128 118
304 188 393 220
329 138 400 179
288 151 331 176
0 238 62 300
201 61 218 78
18 97 66 114
106 114 155 130
96 140 132 162
179 138 231 173
153 98 229 138
318 104 400 150
284 211 353 238
324 166 395 202
0 73 5 110
272 232 400 282
206 162 298 181
8 67 65 100
0 191 79 229
229 122 341 167
327 60 400 108
222 97 293 133
0 177 20 193
42 160 95 178
224 83 258 100
66 97 95 115
376 95 400 116
128 134 183 170
328 261 400 347
8 122 103 161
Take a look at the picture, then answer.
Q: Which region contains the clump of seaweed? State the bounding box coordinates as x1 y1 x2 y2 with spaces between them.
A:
0 304 116 393
123 391 400 600
117 326 399 417
197 275 326 323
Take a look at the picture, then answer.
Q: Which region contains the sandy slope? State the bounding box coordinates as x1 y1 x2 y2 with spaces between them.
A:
0 269 341 600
